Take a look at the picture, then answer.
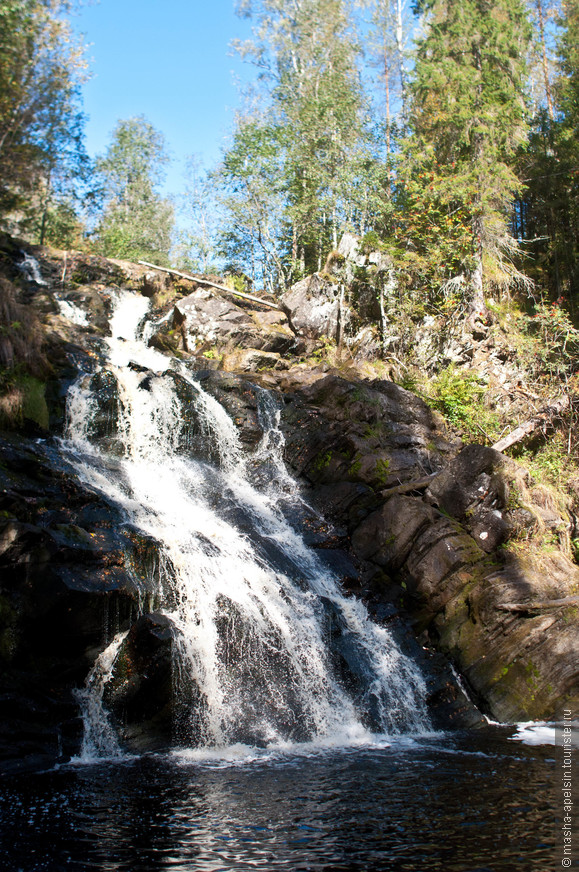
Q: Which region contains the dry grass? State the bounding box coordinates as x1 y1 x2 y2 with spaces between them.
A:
0 276 50 428
0 277 48 378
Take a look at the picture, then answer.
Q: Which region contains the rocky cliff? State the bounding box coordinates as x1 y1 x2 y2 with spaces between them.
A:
1 234 577 772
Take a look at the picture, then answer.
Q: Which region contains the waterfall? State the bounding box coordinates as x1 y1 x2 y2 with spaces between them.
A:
62 290 431 756
74 632 128 760
18 251 47 286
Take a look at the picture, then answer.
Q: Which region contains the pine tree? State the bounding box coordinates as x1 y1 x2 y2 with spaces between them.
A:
400 0 531 306
520 0 579 306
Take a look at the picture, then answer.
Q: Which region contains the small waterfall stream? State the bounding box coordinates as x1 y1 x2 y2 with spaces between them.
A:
61 290 431 757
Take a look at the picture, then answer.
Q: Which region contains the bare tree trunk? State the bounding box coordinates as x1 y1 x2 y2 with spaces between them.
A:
492 394 570 452
535 0 554 120
39 168 52 246
395 0 406 120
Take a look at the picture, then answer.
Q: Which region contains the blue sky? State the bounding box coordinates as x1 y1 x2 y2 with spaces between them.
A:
73 0 253 195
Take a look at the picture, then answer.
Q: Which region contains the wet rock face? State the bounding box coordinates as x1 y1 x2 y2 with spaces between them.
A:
103 613 179 753
0 433 158 771
192 369 263 447
426 445 512 552
278 377 579 724
56 284 113 333
281 374 451 497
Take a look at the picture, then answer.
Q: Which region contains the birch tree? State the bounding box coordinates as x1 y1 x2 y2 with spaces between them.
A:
227 0 370 282
92 117 174 265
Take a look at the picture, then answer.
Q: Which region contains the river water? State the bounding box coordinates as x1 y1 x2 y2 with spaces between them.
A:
0 726 562 871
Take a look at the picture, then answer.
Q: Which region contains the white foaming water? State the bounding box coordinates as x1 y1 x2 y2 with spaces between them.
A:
56 297 89 326
74 632 128 760
18 251 47 285
509 722 558 746
63 290 431 756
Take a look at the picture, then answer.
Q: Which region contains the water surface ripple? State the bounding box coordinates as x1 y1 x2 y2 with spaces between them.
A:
0 729 559 871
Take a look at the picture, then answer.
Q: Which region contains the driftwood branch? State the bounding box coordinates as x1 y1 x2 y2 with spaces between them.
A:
380 472 440 498
497 596 579 613
491 394 570 453
138 260 280 311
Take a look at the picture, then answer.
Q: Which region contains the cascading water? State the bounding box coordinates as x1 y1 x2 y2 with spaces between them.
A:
62 290 431 757
18 251 47 286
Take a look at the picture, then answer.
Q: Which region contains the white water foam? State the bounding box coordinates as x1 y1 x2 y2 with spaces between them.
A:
508 721 558 746
18 251 47 286
55 296 89 326
63 290 432 756
73 632 128 761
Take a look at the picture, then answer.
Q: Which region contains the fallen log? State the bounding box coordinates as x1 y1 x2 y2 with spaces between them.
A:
491 394 570 453
380 472 440 498
138 260 281 311
497 595 579 613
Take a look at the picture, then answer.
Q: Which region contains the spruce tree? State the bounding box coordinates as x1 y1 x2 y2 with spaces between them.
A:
554 0 579 304
401 0 531 306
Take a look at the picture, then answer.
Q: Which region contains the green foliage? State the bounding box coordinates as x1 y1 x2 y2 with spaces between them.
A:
425 365 494 436
92 116 174 265
374 457 391 486
216 118 287 290
360 231 386 254
175 156 222 274
394 150 475 294
348 454 362 477
310 336 336 362
399 0 531 299
0 0 89 242
526 300 579 378
313 450 333 472
224 0 377 286
41 199 86 249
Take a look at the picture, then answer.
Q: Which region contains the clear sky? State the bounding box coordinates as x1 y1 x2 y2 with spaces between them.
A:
72 0 253 195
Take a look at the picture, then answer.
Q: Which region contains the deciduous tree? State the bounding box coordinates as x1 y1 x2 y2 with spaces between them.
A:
0 0 88 242
226 0 372 284
92 116 174 265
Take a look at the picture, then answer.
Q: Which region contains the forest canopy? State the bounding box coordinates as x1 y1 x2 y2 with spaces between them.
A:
1 0 578 314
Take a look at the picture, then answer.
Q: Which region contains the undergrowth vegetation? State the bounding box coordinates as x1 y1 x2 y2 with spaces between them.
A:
301 282 579 525
422 365 501 442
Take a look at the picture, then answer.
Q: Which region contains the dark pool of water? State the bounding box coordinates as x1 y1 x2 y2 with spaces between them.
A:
0 727 565 872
